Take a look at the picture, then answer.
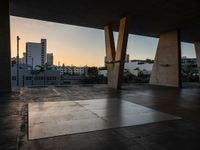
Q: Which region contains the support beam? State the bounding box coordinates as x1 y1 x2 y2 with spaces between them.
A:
104 17 129 89
194 41 200 80
0 1 11 92
150 30 181 87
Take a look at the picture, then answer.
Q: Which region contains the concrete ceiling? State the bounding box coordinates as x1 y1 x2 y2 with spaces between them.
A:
10 0 200 43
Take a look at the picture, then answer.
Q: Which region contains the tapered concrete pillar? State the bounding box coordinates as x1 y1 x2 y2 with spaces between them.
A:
0 1 11 92
104 17 129 89
150 30 181 87
194 41 200 79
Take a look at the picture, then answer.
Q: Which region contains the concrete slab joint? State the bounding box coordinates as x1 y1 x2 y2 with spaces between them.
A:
150 30 181 87
104 17 129 89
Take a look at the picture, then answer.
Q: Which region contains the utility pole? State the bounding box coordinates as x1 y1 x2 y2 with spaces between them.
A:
17 36 20 86
32 57 34 86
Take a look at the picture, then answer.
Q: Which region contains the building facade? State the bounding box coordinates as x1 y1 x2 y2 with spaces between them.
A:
26 39 47 68
54 66 88 76
11 64 60 87
47 53 53 66
181 56 197 73
100 60 153 77
124 61 153 76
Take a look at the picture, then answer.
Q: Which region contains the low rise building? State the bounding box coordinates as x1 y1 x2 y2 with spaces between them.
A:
181 56 197 73
125 61 153 76
11 64 60 86
54 66 88 76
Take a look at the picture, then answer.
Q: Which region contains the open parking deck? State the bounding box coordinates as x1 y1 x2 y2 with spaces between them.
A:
1 83 200 150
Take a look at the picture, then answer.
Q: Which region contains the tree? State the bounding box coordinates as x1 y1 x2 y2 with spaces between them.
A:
123 69 136 83
146 59 154 64
88 67 98 77
80 67 107 84
35 65 45 72
99 66 107 70
11 60 16 67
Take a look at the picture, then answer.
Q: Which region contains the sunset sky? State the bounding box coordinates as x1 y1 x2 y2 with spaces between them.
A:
10 16 196 67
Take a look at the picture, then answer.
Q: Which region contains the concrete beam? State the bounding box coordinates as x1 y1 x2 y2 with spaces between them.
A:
150 30 181 87
0 1 11 92
194 41 200 80
104 17 129 89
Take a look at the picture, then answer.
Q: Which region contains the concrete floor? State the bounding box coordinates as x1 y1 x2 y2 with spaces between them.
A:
28 99 180 140
1 83 200 150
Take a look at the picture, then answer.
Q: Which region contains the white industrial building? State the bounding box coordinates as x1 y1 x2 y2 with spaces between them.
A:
124 61 153 76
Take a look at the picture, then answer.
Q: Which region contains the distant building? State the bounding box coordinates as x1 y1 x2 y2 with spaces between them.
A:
47 53 53 66
11 52 27 65
54 66 88 76
11 63 60 86
19 58 24 64
124 61 153 76
61 75 83 84
41 39 47 65
22 52 26 64
26 39 47 68
98 69 107 77
181 56 198 73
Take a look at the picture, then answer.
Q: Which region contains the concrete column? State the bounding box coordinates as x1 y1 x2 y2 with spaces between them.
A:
150 30 181 87
194 41 200 80
104 17 129 89
0 1 11 92
104 25 116 87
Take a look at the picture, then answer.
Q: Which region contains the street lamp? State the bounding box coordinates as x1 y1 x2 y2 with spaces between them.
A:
17 36 20 86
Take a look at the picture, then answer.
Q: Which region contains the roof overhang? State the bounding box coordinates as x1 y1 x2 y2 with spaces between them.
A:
10 0 200 43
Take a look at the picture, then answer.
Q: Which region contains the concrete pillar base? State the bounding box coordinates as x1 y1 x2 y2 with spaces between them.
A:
150 30 181 87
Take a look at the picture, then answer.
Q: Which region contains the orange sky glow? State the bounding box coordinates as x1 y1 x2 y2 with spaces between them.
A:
10 16 196 67
10 16 105 67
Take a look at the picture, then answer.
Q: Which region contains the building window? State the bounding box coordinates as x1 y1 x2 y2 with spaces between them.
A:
25 76 32 80
12 76 16 80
